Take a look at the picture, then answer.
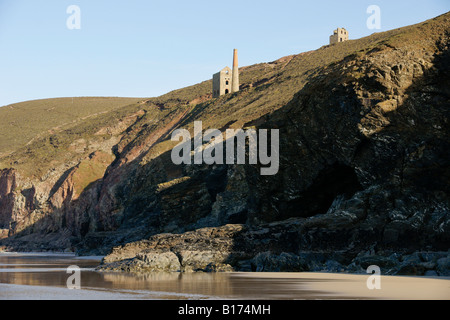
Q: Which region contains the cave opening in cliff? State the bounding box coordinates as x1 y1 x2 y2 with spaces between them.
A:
281 163 363 219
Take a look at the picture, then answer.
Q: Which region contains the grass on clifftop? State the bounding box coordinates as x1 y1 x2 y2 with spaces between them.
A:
0 97 144 156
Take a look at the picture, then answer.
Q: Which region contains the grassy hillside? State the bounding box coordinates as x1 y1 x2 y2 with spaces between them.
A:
0 97 143 156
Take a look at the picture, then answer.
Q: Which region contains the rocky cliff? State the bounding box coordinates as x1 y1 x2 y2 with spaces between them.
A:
1 13 449 275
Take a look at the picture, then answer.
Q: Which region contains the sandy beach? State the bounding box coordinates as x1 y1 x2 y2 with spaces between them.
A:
0 253 448 300
1 272 448 300
0 283 219 300
234 272 450 300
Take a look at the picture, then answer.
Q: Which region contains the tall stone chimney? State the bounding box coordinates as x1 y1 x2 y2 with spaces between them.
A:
232 49 239 93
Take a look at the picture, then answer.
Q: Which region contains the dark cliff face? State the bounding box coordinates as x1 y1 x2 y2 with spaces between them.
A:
256 38 450 252
0 13 449 274
0 169 16 237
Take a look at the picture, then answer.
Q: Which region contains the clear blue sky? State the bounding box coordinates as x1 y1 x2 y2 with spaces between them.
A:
0 0 449 107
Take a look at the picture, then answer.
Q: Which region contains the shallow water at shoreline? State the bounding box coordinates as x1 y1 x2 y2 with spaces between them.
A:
0 253 449 300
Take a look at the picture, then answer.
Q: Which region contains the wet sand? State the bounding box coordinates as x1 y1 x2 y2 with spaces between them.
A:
0 283 218 300
234 272 450 300
0 253 449 300
1 272 448 300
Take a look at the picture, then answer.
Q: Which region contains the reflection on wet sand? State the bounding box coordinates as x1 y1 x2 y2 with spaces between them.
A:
0 253 322 299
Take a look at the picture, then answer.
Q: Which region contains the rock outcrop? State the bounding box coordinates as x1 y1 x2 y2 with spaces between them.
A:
98 220 450 276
